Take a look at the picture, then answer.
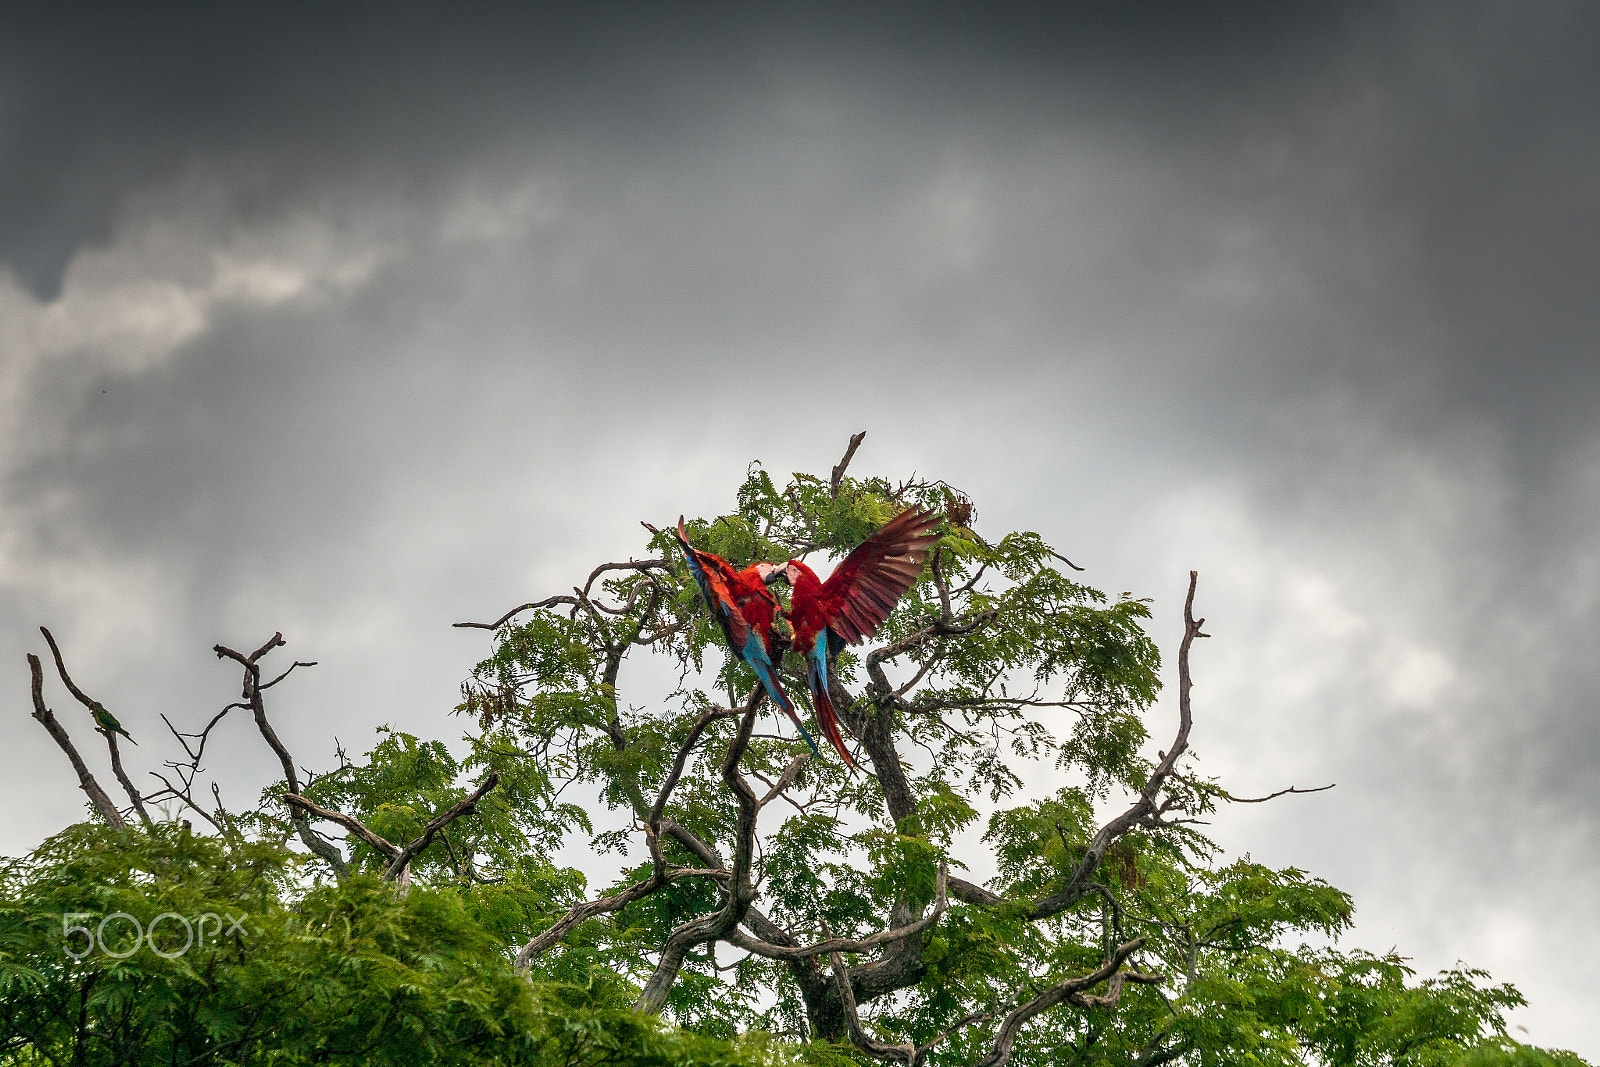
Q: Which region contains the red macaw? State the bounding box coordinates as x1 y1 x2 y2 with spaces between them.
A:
780 507 943 767
674 518 822 760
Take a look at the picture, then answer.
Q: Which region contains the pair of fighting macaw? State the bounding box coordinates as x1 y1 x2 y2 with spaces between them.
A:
674 507 941 767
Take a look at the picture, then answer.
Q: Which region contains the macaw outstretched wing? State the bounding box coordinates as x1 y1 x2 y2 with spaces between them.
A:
819 507 943 645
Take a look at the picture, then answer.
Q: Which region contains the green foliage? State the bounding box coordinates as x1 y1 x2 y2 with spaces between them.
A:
1453 1040 1592 1067
4 452 1587 1066
0 825 780 1065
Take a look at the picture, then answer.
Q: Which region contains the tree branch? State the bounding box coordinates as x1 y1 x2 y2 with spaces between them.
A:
216 635 347 874
283 773 501 884
454 482 1207 1052
913 1012 993 1067
731 865 947 963
756 755 809 810
455 560 671 630
961 572 1209 923
831 431 868 498
514 864 731 970
649 706 742 826
38 627 98 709
39 627 151 826
101 733 151 827
828 942 914 1065
579 559 671 600
281 793 399 859
26 654 126 829
383 772 501 880
144 702 248 832
259 660 317 691
634 690 764 1013
1179 777 1335 804
146 769 226 834
975 938 1160 1067
452 595 581 630
1048 548 1085 572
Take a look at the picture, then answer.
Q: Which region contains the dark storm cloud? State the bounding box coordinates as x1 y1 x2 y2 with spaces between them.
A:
3 0 1599 1051
1 2 1343 291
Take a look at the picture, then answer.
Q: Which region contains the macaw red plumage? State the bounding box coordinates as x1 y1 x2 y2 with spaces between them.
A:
782 507 943 767
674 518 822 760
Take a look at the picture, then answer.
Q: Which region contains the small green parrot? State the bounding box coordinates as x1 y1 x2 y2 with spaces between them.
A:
90 701 136 746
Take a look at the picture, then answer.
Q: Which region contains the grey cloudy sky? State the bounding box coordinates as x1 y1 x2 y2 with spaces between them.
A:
2 2 1597 1052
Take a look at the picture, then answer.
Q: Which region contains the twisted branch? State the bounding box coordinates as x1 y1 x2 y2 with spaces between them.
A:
634 687 764 1013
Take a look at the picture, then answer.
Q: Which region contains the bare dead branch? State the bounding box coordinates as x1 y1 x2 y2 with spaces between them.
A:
251 633 286 662
146 699 245 831
39 626 151 825
1048 549 1085 572
38 627 97 709
832 431 868 498
211 633 284 670
102 734 151 827
757 755 809 810
145 770 226 833
259 660 317 691
452 595 583 630
215 635 347 874
161 704 237 766
210 783 238 838
27 654 126 830
1180 777 1336 804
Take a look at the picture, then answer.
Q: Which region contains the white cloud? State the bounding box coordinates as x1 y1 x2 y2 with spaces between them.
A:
438 177 563 244
4 205 385 378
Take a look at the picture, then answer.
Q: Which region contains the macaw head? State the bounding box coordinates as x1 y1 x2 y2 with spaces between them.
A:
752 562 781 585
780 561 814 586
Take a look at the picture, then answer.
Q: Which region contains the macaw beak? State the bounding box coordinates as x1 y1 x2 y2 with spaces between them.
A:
758 563 785 586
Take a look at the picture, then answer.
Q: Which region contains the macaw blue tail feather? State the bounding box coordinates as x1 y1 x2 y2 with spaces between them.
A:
790 717 823 760
746 649 822 760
